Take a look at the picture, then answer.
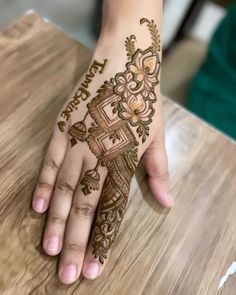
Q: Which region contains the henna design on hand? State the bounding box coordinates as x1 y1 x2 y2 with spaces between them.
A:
57 59 107 132
125 35 136 60
68 18 161 264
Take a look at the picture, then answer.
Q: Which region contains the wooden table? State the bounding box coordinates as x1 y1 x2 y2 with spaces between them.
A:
0 13 236 295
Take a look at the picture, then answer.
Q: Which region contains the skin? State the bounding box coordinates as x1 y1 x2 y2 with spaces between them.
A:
32 0 174 284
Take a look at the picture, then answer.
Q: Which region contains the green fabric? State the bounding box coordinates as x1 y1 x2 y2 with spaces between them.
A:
189 4 236 139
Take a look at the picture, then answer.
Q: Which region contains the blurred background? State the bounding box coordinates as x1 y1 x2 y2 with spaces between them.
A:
0 0 235 139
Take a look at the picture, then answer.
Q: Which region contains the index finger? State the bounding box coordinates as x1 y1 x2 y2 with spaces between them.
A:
82 153 134 279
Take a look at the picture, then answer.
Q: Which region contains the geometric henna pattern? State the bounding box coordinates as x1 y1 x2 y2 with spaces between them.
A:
67 18 161 264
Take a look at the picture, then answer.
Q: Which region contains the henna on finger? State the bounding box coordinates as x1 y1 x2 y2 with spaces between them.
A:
66 18 161 264
92 154 134 263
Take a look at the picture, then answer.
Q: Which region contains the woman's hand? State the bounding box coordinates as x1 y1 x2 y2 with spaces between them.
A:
32 16 174 284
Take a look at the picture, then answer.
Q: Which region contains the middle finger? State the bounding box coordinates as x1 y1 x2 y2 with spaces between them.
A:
58 160 107 284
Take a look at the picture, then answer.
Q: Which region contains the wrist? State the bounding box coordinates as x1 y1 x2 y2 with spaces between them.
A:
95 20 162 61
92 12 163 80
102 0 162 28
97 1 163 56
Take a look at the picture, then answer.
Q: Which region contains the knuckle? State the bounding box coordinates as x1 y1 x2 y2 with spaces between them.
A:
65 242 86 253
37 181 53 190
71 202 96 217
153 169 169 181
49 215 66 225
45 157 60 172
56 179 76 195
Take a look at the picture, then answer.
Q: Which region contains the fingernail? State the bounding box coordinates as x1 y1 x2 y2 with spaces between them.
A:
34 198 45 212
83 262 99 279
46 236 59 253
61 264 77 283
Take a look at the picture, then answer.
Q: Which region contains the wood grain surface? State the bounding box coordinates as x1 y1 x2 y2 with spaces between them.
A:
0 13 236 295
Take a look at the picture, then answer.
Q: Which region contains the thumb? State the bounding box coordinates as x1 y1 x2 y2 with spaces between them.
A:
143 127 174 208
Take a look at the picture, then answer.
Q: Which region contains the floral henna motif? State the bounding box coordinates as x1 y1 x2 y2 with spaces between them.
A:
115 46 160 142
68 18 161 264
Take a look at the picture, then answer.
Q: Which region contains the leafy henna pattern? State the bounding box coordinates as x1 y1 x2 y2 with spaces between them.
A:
68 18 161 264
125 35 136 60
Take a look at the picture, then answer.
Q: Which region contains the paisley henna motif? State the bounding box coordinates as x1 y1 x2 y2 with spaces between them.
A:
68 18 161 264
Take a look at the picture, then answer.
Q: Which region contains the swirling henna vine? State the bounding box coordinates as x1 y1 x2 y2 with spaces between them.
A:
57 59 107 132
68 18 161 264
